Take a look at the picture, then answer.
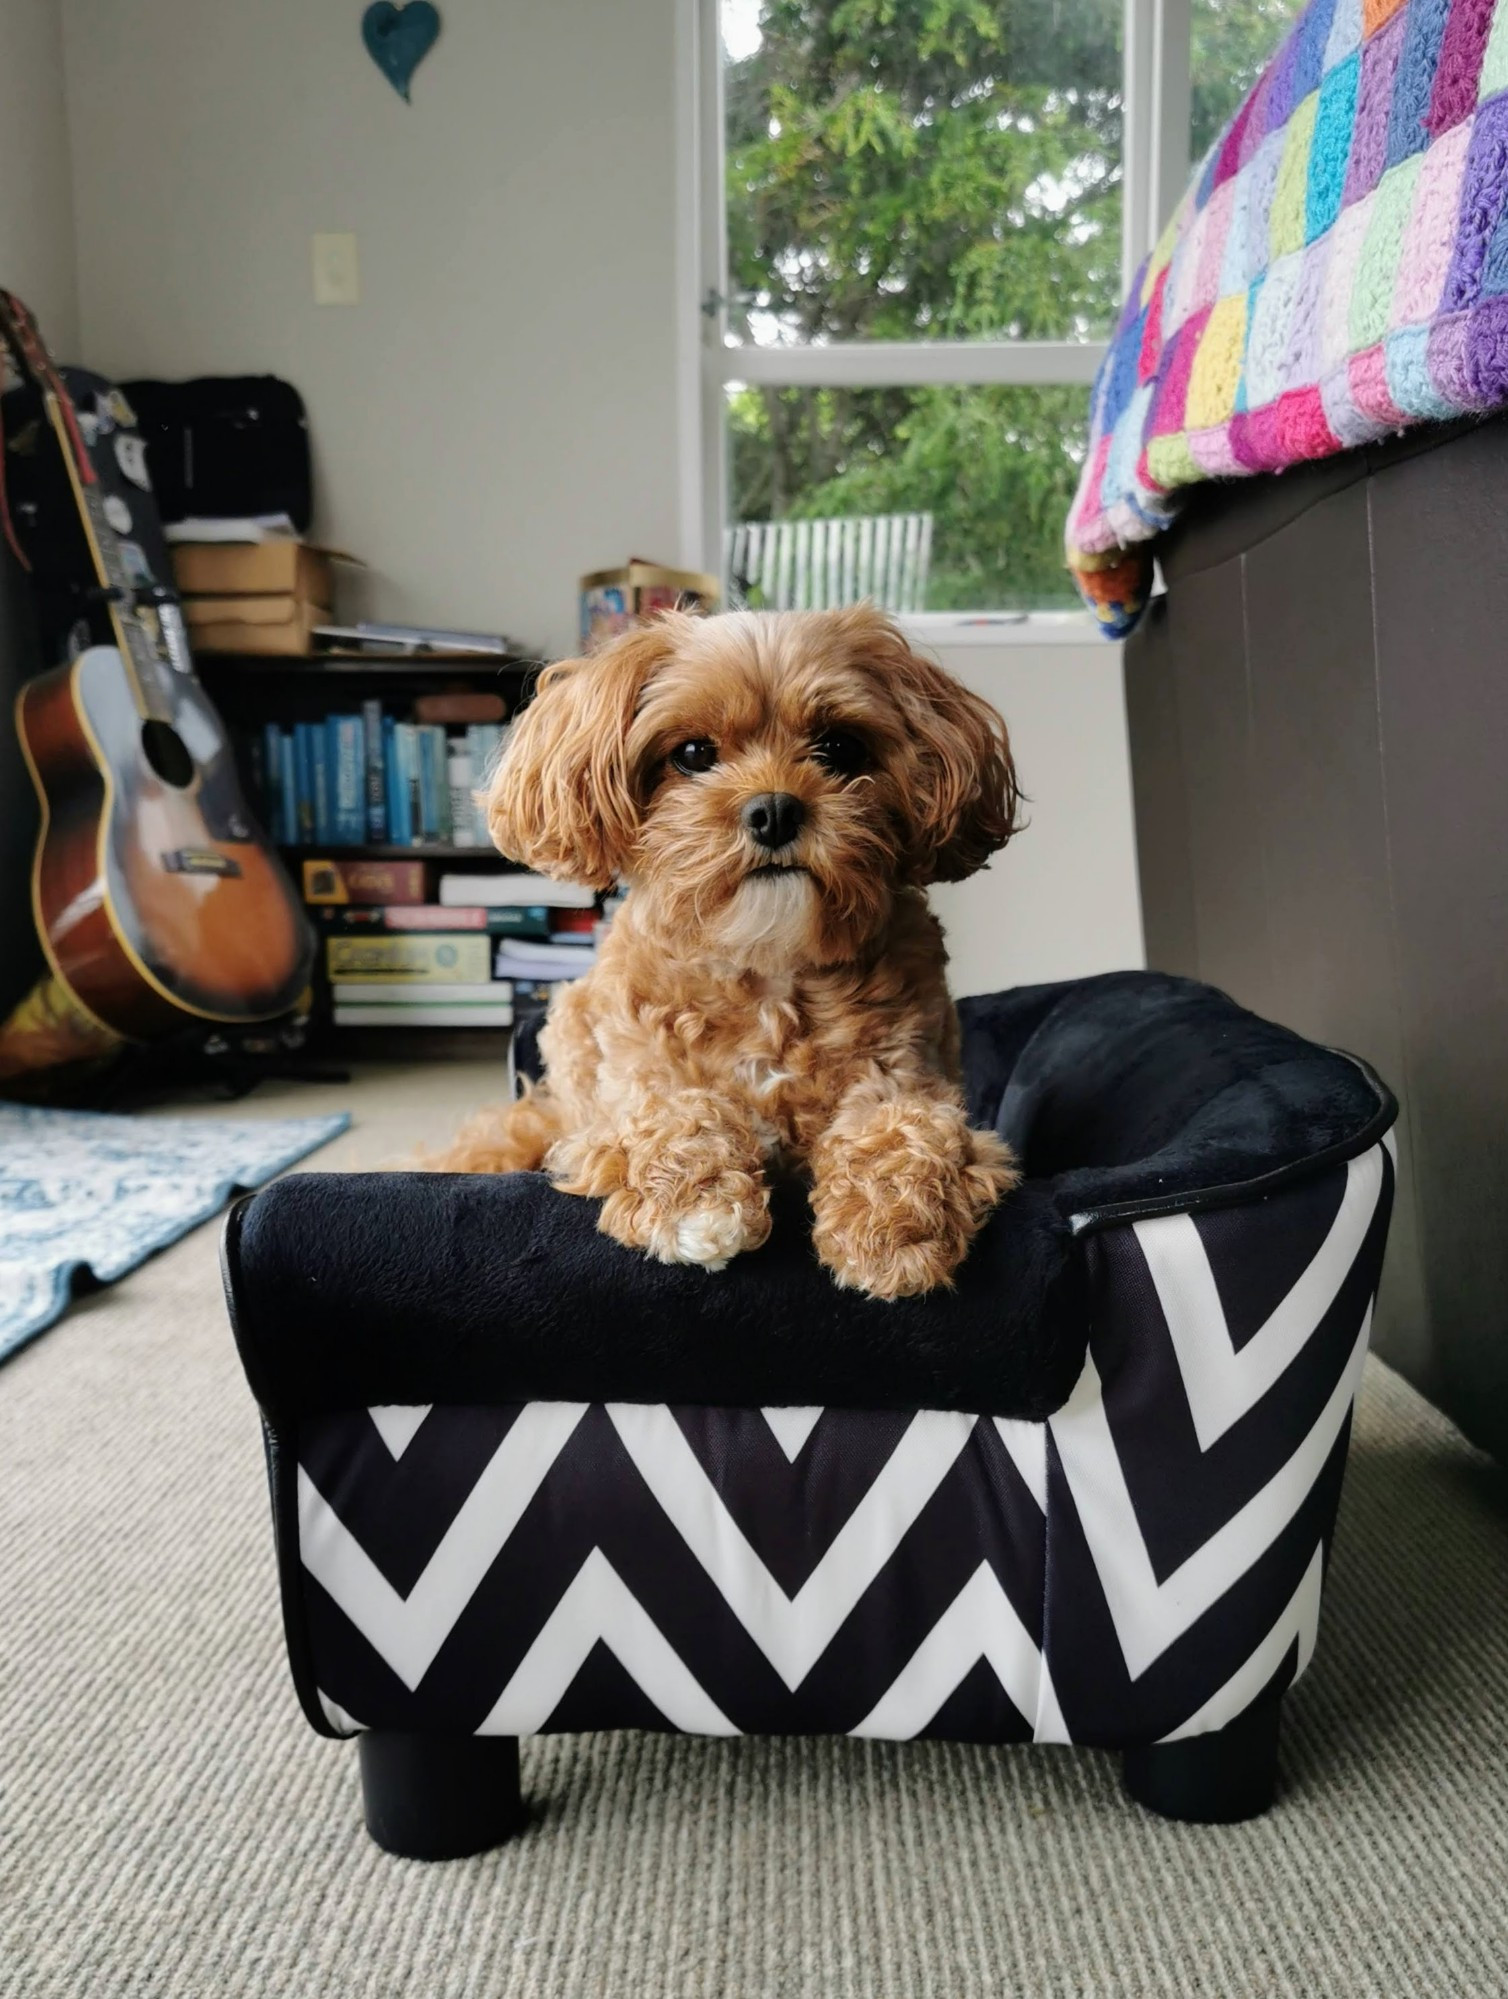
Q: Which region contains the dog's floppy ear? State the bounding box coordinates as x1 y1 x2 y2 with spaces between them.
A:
488 619 679 888
842 607 1020 884
901 653 1020 882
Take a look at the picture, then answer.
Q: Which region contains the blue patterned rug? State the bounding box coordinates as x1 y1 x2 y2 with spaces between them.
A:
0 1105 349 1365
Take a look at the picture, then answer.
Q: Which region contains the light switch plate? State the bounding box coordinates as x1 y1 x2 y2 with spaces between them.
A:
312 232 360 306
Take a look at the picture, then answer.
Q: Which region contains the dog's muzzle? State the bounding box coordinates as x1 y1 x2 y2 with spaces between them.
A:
742 792 805 851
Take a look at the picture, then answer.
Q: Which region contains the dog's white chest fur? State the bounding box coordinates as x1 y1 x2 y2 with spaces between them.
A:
729 995 803 1160
734 1051 794 1099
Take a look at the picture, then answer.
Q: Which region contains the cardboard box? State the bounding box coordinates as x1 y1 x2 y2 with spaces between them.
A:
171 540 335 600
181 592 331 655
580 560 719 650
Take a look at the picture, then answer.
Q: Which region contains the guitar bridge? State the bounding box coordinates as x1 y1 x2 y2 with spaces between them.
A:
161 848 242 877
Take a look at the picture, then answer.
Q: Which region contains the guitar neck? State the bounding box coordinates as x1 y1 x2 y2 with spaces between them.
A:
73 471 175 714
0 288 183 725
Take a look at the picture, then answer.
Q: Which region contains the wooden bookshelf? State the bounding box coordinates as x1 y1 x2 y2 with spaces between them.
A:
202 644 537 871
281 841 496 863
198 649 542 680
203 648 559 1057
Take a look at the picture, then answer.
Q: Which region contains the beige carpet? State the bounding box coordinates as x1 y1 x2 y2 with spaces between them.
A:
2 1060 1506 1998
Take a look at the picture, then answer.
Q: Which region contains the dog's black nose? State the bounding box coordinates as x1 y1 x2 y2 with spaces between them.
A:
742 791 805 850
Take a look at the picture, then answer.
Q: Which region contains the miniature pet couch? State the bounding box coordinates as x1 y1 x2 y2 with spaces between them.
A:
222 971 1396 1857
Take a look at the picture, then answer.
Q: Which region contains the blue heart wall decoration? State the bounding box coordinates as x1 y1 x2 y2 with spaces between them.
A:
362 1 441 103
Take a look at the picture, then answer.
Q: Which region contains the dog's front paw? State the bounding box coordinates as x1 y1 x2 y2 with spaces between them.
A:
596 1087 773 1272
811 1105 1018 1300
599 1179 771 1272
668 1193 771 1270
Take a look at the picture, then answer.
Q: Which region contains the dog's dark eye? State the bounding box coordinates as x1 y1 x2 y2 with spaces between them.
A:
669 737 719 775
811 729 868 778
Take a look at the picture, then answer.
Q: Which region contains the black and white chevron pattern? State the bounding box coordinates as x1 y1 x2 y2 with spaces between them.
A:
286 1139 1393 1750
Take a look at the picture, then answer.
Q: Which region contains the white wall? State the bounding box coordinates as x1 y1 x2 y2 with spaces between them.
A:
51 0 1145 989
61 0 683 657
0 0 77 349
928 638 1143 996
0 0 79 1016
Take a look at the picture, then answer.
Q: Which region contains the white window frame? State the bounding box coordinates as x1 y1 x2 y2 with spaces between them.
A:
683 0 1196 640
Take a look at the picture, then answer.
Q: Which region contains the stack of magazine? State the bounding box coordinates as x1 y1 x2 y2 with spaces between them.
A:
313 621 527 656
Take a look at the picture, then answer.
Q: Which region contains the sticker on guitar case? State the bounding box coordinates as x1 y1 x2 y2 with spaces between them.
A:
106 388 137 428
159 602 194 674
115 433 151 489
91 391 116 436
119 539 150 583
105 495 133 535
77 410 100 448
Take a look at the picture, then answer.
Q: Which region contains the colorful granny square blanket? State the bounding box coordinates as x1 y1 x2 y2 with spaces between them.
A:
1067 0 1508 636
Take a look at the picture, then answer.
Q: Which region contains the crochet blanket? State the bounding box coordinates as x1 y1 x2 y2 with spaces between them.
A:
1067 0 1508 636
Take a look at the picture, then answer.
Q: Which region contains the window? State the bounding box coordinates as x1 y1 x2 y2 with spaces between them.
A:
1191 0 1305 160
700 0 1295 618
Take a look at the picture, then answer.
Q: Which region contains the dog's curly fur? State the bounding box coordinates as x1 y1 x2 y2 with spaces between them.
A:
432 605 1022 1299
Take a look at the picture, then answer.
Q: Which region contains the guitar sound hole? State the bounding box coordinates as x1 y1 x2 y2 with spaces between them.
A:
141 719 194 789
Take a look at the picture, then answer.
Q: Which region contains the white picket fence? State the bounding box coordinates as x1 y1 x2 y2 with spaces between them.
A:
725 513 933 614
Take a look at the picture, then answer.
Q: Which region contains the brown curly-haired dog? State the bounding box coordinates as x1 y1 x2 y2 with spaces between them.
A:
433 605 1021 1299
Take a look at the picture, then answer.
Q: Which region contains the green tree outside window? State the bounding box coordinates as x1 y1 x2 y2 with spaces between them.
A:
723 0 1300 611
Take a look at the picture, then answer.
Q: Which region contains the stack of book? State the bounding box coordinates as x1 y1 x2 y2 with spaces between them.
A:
308 860 600 1030
247 699 511 849
438 873 601 987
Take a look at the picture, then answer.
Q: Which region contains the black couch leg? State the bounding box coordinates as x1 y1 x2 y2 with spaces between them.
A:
357 1732 528 1860
1122 1700 1283 1824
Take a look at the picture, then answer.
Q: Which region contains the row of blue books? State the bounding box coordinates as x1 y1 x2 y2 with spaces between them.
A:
250 704 510 849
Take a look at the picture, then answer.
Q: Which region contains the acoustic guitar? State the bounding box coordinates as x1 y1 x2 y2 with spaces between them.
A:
0 290 313 1041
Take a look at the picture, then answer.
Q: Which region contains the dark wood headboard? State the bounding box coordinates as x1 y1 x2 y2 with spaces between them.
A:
1123 411 1508 1463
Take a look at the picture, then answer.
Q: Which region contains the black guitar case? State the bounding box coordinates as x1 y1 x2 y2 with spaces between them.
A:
0 330 316 1102
0 368 190 674
123 376 312 530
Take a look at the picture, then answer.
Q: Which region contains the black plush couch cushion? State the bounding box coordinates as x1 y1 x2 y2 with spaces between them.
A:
225 972 1393 1424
